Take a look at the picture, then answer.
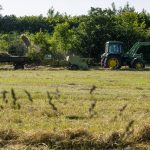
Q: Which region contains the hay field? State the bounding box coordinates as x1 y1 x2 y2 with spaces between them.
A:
0 68 149 149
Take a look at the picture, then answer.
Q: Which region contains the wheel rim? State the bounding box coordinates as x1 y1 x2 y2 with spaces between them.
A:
135 62 143 69
108 58 119 69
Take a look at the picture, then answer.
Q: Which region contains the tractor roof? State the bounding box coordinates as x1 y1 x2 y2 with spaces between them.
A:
106 41 123 44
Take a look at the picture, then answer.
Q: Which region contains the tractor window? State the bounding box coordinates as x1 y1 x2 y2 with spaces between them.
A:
137 45 150 64
109 44 123 54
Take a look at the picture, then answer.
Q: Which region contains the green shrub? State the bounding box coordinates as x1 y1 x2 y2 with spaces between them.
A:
28 46 43 63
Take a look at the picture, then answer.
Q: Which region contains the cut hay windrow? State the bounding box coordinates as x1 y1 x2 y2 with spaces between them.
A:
0 126 149 149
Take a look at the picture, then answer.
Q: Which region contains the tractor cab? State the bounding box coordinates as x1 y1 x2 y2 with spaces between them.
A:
101 41 124 69
105 41 124 54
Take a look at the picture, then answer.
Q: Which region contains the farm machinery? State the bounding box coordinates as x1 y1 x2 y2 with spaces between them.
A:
0 35 30 69
0 53 29 69
101 41 150 69
0 33 149 70
66 55 92 70
66 41 150 70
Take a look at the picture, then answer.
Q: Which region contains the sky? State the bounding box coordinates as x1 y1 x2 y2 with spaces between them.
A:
0 0 150 17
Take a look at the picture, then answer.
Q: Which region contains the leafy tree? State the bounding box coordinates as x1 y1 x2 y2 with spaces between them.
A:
51 22 72 56
118 2 135 14
28 31 51 62
116 11 147 50
47 7 61 18
0 2 150 63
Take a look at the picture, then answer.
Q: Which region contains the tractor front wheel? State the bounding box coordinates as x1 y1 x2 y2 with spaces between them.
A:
131 60 145 70
104 56 121 69
14 63 25 70
70 64 79 70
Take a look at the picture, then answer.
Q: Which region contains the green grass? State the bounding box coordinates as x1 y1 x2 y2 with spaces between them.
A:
0 68 149 149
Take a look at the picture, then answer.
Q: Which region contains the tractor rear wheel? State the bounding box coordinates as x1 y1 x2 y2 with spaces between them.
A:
104 56 121 69
70 64 79 70
131 60 145 70
14 63 25 70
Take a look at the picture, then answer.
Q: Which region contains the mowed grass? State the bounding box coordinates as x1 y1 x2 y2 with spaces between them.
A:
0 68 149 136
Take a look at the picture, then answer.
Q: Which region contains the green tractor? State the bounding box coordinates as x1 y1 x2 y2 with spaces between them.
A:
101 41 150 69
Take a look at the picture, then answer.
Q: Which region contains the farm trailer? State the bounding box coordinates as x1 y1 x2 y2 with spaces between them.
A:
0 54 29 69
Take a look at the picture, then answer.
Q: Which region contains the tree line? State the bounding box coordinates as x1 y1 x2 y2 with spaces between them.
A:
0 3 150 63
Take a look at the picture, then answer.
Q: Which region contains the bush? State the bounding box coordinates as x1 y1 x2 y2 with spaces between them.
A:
27 46 43 64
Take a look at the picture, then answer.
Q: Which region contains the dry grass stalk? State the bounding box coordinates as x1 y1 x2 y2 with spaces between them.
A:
119 104 128 116
11 88 21 110
121 120 135 141
47 91 58 112
90 85 97 94
11 88 17 105
0 105 4 110
89 85 97 118
89 100 97 118
17 103 21 110
112 104 128 121
55 88 61 100
24 90 33 102
1 90 8 103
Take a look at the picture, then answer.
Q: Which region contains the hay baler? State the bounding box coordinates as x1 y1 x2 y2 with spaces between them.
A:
66 55 92 70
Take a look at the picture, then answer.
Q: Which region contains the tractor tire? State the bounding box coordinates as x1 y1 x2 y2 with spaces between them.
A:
70 64 79 70
14 63 25 70
131 59 145 70
128 63 133 69
104 55 122 69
